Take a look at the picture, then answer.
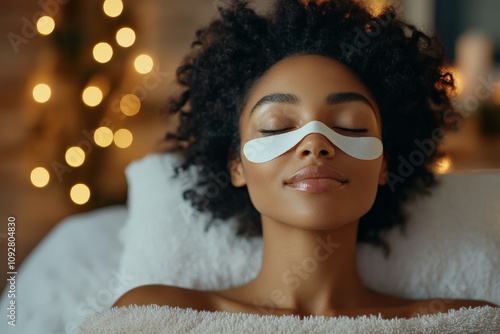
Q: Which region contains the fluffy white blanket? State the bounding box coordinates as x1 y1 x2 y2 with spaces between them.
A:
79 305 500 334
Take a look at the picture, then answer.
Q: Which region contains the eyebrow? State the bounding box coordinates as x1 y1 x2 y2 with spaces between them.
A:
326 92 375 110
250 93 300 114
249 92 375 116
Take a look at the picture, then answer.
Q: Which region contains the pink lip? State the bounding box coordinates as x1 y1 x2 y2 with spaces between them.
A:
284 165 347 193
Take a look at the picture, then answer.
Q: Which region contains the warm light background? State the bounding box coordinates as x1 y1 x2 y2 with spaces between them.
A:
0 0 499 293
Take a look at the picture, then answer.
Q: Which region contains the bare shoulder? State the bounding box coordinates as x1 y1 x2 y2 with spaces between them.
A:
443 299 498 310
112 285 214 310
409 298 498 317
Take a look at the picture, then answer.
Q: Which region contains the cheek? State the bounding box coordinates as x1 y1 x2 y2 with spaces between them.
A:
238 122 292 217
349 158 384 205
241 160 283 212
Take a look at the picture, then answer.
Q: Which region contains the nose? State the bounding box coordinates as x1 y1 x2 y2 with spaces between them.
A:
295 133 336 159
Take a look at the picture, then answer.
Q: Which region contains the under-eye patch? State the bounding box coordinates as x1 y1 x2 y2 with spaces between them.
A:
243 120 383 163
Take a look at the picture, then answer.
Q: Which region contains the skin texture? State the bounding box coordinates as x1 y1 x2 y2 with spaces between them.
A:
113 55 497 318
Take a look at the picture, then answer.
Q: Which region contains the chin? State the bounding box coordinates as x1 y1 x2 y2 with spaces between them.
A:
268 212 361 231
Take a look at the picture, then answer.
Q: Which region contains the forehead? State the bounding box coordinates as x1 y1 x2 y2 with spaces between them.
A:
243 54 380 120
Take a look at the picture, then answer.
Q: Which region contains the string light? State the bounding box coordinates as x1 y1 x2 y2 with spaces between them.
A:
116 27 136 47
120 94 141 116
93 42 113 63
33 83 51 103
65 147 85 167
103 0 123 18
30 167 50 188
70 183 91 205
36 16 55 35
134 54 154 74
82 86 103 107
32 0 142 207
113 129 133 148
94 127 114 147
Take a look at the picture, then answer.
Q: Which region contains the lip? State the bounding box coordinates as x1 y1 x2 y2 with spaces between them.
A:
284 165 347 193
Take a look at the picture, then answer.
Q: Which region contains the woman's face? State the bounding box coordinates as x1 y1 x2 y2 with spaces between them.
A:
230 54 387 230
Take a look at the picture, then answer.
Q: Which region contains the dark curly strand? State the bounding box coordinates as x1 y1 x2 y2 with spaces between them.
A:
164 0 456 253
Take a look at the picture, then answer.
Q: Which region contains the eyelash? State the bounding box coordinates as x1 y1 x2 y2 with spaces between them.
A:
334 127 369 133
258 127 368 134
259 128 293 134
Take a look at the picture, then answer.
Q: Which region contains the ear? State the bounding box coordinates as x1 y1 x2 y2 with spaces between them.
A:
228 150 246 187
378 156 388 186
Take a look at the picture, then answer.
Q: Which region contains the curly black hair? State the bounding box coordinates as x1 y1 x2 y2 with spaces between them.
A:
165 0 457 254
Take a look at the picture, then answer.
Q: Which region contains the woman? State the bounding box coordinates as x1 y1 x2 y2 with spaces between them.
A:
114 0 496 318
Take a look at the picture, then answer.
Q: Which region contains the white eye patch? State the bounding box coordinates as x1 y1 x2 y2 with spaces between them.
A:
243 120 383 163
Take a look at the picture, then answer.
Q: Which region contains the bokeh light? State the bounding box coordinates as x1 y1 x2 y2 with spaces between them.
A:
120 94 141 116
93 42 113 63
33 83 51 103
94 127 114 147
82 86 103 107
116 27 136 47
37 16 55 35
103 0 123 18
450 67 464 96
113 129 133 148
134 54 154 74
30 167 50 188
493 85 500 105
364 0 391 15
434 156 452 174
70 184 91 205
65 147 85 167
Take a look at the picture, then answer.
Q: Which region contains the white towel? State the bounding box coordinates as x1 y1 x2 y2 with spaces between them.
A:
78 305 500 334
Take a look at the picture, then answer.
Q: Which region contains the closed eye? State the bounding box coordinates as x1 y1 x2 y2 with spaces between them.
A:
258 128 294 134
332 127 369 133
259 127 369 135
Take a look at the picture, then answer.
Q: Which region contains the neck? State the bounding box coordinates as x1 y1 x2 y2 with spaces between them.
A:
247 217 372 315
